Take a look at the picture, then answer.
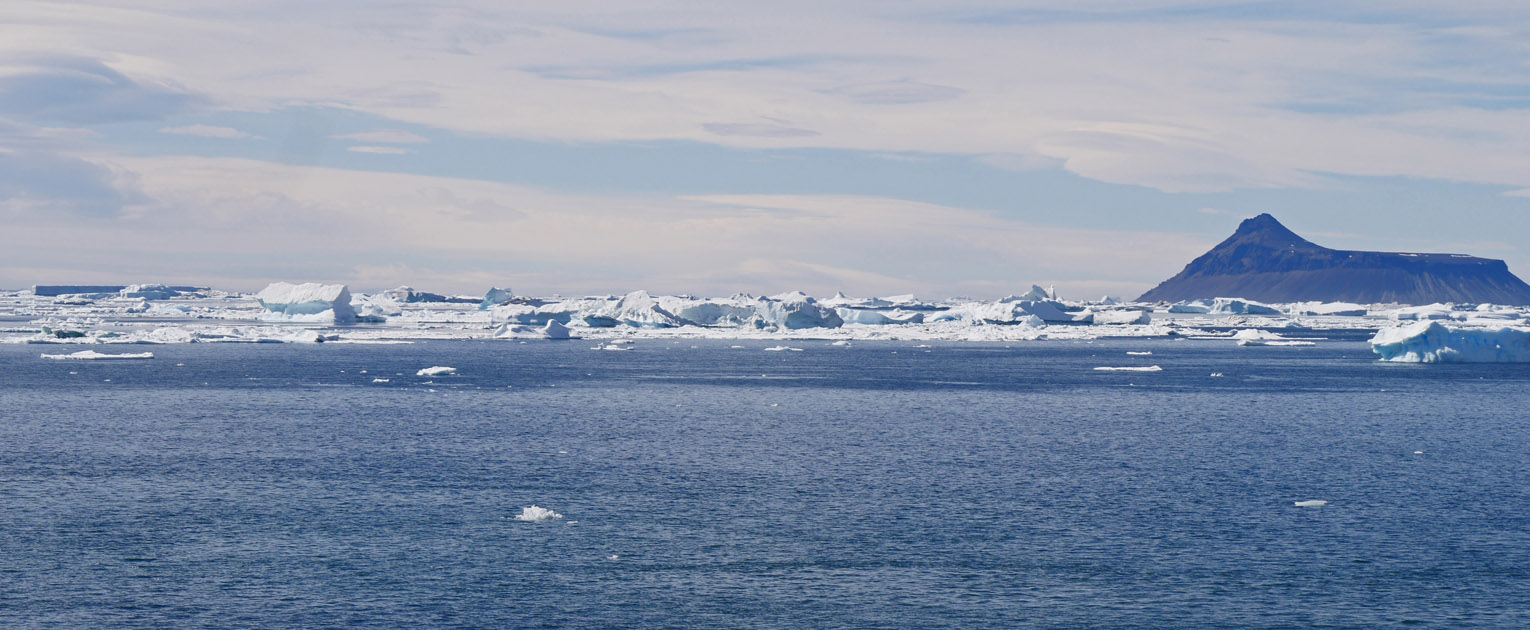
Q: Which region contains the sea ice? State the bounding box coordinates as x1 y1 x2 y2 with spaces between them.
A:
1370 321 1530 363
515 505 564 521
1093 366 1162 372
1293 500 1328 508
416 366 457 376
256 282 356 323
41 350 154 360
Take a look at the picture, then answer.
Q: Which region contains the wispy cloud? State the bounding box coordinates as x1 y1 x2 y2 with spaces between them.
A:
159 124 261 140
346 145 410 155
330 130 429 144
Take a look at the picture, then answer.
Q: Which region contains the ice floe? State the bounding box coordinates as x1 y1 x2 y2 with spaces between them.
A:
416 366 457 376
1293 500 1328 508
41 350 155 360
515 505 564 522
256 282 356 323
1370 321 1530 363
1093 366 1162 372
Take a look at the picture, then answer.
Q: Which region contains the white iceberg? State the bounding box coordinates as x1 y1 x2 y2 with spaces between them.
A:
417 366 457 376
755 292 843 329
256 282 356 323
119 284 179 300
41 350 154 360
514 505 564 522
1388 303 1459 321
1231 329 1314 346
1169 297 1282 316
1089 309 1151 325
1093 365 1162 372
1370 321 1530 363
1293 500 1328 508
479 287 514 310
836 308 925 325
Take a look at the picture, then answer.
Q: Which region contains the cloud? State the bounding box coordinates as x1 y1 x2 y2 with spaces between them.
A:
159 124 261 139
346 145 410 154
0 155 1209 297
703 122 819 138
0 55 202 124
826 80 965 104
330 130 430 143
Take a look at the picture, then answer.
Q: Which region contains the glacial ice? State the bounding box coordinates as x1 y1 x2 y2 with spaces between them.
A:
514 505 563 522
119 284 179 300
1370 321 1530 363
256 282 356 324
41 350 154 360
417 366 457 376
479 287 514 310
1169 298 1282 316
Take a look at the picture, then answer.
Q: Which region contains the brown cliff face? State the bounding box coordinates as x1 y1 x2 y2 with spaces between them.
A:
1138 214 1530 305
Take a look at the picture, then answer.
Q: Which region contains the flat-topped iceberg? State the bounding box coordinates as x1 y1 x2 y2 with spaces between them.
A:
1370 321 1530 363
1168 297 1282 316
255 282 356 323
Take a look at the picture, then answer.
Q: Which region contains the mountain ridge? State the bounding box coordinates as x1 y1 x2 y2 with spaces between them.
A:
1138 214 1530 305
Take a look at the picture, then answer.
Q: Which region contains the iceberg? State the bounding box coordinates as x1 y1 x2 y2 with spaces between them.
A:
755 292 843 330
1093 365 1162 372
255 282 356 323
1169 297 1282 316
515 505 563 522
587 290 691 328
1388 303 1459 321
1231 329 1314 346
836 308 925 325
479 287 515 310
119 284 179 300
1089 309 1151 325
417 366 457 376
1370 321 1530 363
41 350 155 360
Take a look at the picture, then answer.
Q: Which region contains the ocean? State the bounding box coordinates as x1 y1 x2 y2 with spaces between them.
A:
3 336 1529 628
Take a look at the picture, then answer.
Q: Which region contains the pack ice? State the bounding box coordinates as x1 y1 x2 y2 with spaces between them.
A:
256 282 357 323
1370 321 1530 363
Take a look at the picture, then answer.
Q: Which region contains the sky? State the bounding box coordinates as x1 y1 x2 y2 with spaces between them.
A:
3 1 1529 299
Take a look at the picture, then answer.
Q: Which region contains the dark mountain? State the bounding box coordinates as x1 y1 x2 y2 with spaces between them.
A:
1138 214 1530 305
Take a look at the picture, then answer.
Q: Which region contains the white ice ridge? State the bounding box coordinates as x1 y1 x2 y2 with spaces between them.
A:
1093 365 1162 372
1231 329 1315 346
41 350 155 360
1370 321 1530 363
515 505 564 522
416 366 457 376
256 282 356 323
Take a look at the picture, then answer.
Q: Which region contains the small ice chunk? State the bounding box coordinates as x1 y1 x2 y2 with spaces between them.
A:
1293 500 1328 508
372 378 390 383
1209 372 1225 378
515 505 564 522
41 350 154 360
1093 366 1162 372
416 366 457 376
1126 351 1153 356
764 345 803 352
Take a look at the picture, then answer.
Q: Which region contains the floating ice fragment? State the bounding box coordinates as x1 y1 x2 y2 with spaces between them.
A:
372 378 390 383
515 505 564 522
764 345 803 352
1126 351 1153 356
1209 372 1225 378
1093 366 1162 372
1293 500 1328 508
607 555 619 561
1414 450 1424 455
41 350 154 360
416 366 456 376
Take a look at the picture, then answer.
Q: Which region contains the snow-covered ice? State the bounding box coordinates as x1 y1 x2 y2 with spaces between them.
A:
515 505 564 522
256 282 356 323
416 366 458 376
1370 321 1530 363
41 350 155 360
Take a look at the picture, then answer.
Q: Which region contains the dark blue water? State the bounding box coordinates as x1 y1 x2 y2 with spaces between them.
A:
3 338 1530 629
